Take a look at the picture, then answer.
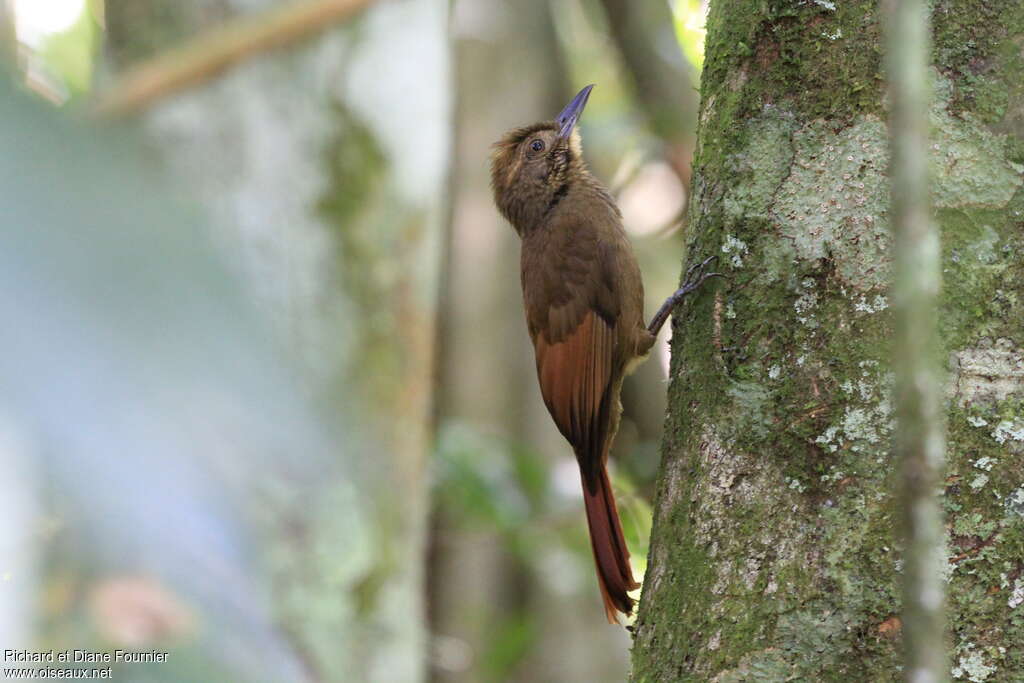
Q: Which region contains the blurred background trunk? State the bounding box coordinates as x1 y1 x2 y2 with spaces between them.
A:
633 0 1024 679
103 1 451 679
429 1 630 679
429 0 698 680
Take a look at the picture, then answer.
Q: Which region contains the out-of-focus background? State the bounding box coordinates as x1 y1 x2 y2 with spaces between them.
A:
0 1 706 680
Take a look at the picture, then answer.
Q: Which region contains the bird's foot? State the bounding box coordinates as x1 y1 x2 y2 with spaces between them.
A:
647 255 723 335
676 255 723 300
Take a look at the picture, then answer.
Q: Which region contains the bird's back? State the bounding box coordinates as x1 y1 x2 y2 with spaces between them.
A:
520 183 646 361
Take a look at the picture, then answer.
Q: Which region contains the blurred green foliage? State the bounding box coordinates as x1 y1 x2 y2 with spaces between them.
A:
433 421 652 607
433 420 651 678
36 5 97 95
672 0 708 70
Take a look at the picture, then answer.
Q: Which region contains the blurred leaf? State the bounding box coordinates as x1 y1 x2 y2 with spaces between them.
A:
0 74 340 682
507 441 552 509
37 4 98 95
671 0 707 70
433 422 549 532
434 420 653 585
614 474 653 582
479 613 538 681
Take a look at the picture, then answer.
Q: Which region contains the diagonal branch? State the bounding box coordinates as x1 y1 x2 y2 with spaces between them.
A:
94 0 377 118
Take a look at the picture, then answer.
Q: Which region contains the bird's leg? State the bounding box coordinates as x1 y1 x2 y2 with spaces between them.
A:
647 255 722 336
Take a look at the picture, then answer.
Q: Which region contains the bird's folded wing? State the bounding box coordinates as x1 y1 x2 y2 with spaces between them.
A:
535 309 614 465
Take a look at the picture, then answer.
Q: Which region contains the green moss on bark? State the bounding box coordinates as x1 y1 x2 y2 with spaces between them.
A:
633 1 1024 680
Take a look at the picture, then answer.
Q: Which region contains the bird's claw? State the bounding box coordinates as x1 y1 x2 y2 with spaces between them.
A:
646 255 724 335
678 255 723 296
683 254 720 287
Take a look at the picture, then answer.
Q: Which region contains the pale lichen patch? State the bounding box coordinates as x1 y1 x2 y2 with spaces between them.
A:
853 294 888 314
1005 487 1024 518
841 408 881 450
973 456 996 471
991 420 1024 447
710 648 792 682
773 116 891 291
721 234 749 267
721 107 797 223
952 644 997 682
930 105 1024 210
793 289 819 327
726 381 773 437
965 224 1001 265
949 341 1024 406
813 361 893 461
686 429 810 630
1008 579 1024 610
728 75 1023 299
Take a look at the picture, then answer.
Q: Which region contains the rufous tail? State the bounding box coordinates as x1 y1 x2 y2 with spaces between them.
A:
580 463 640 624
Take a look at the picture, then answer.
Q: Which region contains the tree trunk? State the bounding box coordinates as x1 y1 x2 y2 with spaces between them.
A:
103 2 450 681
632 1 1024 680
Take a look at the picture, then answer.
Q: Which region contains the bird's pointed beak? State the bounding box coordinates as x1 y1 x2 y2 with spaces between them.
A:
556 84 594 140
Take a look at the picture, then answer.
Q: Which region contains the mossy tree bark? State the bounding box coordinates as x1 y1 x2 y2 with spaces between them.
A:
632 1 1024 680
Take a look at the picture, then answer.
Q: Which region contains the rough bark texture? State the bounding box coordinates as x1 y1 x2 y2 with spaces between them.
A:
104 2 450 680
632 1 1024 681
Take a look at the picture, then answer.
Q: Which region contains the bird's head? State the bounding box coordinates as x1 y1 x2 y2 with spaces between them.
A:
490 84 593 234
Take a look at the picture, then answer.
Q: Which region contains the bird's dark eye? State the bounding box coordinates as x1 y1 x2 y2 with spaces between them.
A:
530 139 545 152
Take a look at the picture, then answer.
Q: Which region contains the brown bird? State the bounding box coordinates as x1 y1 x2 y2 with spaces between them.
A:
490 84 719 623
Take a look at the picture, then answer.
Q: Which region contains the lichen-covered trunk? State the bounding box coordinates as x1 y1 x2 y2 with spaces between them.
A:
104 2 450 680
632 1 1024 680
